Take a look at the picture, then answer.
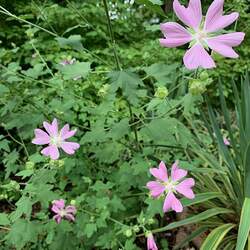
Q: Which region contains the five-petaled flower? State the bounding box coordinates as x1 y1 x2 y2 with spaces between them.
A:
159 0 245 69
51 199 77 224
147 232 158 250
147 161 195 213
32 118 80 160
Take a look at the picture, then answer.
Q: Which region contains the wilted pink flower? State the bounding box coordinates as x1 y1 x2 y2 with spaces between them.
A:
159 0 245 69
60 58 76 66
147 233 158 250
32 118 80 160
51 199 77 224
223 137 230 146
147 161 195 213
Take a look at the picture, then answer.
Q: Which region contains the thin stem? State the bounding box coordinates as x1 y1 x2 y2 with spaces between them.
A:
102 0 122 70
0 6 57 37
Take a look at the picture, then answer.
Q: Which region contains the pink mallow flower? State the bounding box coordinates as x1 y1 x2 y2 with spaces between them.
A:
223 137 230 146
147 233 158 250
159 0 245 69
51 199 77 224
147 161 195 213
32 118 80 160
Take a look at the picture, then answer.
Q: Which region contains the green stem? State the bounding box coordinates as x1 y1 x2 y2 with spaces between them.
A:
102 0 122 70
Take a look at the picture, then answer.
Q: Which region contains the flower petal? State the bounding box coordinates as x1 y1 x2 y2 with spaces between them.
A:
207 32 245 58
163 192 183 213
43 118 58 137
61 142 80 155
64 213 75 222
60 124 77 140
65 205 77 214
183 43 216 70
173 0 202 30
51 205 60 214
171 161 187 182
147 234 158 250
146 181 165 198
150 161 168 182
175 178 195 199
159 22 192 47
52 199 65 209
53 214 62 224
32 129 50 145
41 145 60 160
204 0 239 32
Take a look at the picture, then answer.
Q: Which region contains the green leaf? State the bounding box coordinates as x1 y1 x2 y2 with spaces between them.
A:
108 70 143 104
84 223 97 238
56 35 84 51
5 219 40 250
59 62 91 80
15 169 34 179
201 223 235 250
0 213 10 226
181 192 225 207
236 198 250 250
136 0 165 16
155 208 233 233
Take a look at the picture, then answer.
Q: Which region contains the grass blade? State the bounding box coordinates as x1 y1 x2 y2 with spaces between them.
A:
201 223 235 250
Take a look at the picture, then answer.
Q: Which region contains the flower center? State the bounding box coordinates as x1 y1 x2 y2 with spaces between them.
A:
163 180 176 192
194 30 207 44
50 136 62 147
59 209 67 217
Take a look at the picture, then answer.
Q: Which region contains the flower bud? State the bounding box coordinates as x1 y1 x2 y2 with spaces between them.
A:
154 86 168 99
147 218 155 225
25 161 35 170
70 200 76 206
98 84 110 97
133 225 140 233
124 228 133 238
189 79 206 95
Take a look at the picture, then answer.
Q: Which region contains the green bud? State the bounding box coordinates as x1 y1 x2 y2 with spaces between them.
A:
90 216 95 222
98 84 110 97
124 229 133 238
25 161 35 170
154 86 169 99
70 199 76 206
133 225 140 233
147 218 155 225
199 71 209 81
189 79 206 95
10 180 20 190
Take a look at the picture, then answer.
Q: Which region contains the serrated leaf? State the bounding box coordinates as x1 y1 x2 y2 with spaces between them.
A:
15 169 34 179
59 62 91 80
108 70 143 104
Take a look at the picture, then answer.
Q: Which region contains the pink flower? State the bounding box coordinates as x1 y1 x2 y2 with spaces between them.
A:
146 161 195 213
223 137 230 146
32 118 80 160
159 0 245 69
60 58 76 66
147 233 158 250
51 199 77 224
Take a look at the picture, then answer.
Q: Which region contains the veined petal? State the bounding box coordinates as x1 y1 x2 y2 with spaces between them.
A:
60 124 77 140
53 214 62 224
207 32 245 58
32 129 50 145
43 118 58 137
65 205 77 214
160 37 191 48
64 213 75 222
183 43 216 69
41 145 60 160
150 161 168 182
52 199 65 209
204 0 239 32
173 0 202 30
175 178 195 199
171 161 187 182
163 192 183 213
61 142 80 155
146 181 165 198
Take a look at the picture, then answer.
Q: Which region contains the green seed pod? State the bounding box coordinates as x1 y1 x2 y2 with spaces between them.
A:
189 79 206 95
154 86 169 99
124 229 133 238
147 218 155 225
25 161 35 170
70 199 76 206
133 225 140 233
98 84 110 97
